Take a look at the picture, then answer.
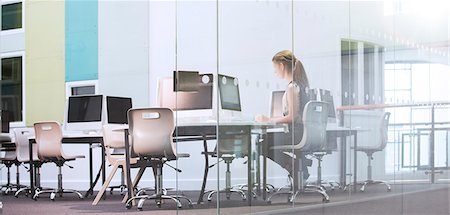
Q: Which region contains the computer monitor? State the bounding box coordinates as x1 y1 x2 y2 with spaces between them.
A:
319 89 337 123
64 95 104 132
218 74 241 112
270 90 284 118
158 73 213 111
173 70 200 92
308 88 318 101
106 96 132 124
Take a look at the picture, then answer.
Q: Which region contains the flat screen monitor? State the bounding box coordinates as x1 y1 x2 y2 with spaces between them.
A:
65 95 103 132
174 70 200 92
270 91 284 118
308 88 318 101
106 96 132 124
218 74 241 112
319 89 337 121
158 74 213 110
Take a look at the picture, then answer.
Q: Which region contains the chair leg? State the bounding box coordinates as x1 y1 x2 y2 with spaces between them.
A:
122 165 146 203
125 162 192 210
33 165 83 201
92 163 120 205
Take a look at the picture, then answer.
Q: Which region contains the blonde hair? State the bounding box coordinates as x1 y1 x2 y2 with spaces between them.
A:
272 50 309 88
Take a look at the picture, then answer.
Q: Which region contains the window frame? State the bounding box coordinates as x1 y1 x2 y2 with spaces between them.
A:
1 51 25 128
65 80 98 97
1 0 24 35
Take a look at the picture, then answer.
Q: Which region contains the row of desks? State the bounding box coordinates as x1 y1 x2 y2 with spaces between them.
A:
25 121 361 206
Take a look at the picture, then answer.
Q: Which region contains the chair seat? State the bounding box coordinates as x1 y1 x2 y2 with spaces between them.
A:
62 155 86 160
0 151 17 160
0 134 11 142
355 146 380 153
177 153 190 158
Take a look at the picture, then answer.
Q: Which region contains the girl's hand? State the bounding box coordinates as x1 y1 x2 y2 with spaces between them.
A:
255 115 270 122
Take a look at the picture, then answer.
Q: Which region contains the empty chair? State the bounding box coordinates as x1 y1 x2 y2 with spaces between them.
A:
356 112 391 192
204 126 250 202
268 101 330 203
13 127 43 197
0 133 21 194
125 108 192 210
92 124 139 205
33 122 85 200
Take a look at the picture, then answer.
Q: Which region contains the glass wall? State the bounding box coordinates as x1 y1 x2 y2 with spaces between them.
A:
2 0 449 214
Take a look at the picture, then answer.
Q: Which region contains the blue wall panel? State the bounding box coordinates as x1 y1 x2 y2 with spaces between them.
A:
65 0 98 82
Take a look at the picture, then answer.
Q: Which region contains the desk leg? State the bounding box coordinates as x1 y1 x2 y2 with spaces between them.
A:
197 136 209 204
101 140 106 184
124 130 134 207
262 134 268 201
340 134 347 186
89 143 93 196
29 140 35 198
353 133 358 192
247 131 252 206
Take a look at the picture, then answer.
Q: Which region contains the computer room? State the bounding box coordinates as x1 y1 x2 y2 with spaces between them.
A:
1 1 450 215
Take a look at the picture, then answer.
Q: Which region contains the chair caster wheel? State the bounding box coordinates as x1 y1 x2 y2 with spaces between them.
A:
323 199 330 203
267 201 272 205
125 203 132 209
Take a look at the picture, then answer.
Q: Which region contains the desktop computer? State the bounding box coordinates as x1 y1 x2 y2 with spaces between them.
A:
64 95 104 134
158 72 214 122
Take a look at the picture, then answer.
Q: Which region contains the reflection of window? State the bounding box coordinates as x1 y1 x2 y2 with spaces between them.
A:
1 56 23 122
341 39 384 105
2 2 22 31
66 80 97 97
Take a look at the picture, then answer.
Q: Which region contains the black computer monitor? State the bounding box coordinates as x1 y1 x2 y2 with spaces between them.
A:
65 95 104 132
158 74 213 110
67 95 103 123
173 70 200 92
106 96 132 124
270 91 284 118
319 89 336 119
218 74 241 112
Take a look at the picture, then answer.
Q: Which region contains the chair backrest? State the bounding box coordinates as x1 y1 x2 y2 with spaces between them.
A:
102 124 127 164
297 101 328 151
128 108 176 159
217 126 250 158
377 112 391 151
34 122 63 159
13 127 37 162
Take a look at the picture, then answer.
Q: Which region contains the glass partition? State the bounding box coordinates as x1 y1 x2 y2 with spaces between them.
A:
3 0 449 214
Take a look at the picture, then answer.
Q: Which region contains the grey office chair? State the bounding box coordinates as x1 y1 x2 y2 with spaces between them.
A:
204 126 250 202
32 122 85 200
268 101 330 203
124 108 192 210
356 112 391 192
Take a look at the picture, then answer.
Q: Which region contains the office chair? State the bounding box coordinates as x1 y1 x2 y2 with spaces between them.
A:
268 101 330 203
0 136 23 194
32 122 85 200
203 126 251 202
124 108 192 210
13 127 45 197
355 112 391 192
